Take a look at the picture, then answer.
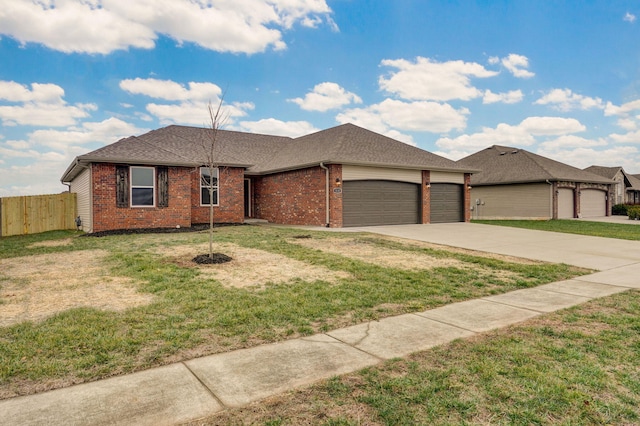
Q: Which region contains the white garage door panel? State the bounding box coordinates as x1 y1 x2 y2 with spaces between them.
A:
581 189 606 218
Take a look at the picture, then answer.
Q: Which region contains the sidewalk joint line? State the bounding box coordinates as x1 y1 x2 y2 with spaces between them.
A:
181 362 227 409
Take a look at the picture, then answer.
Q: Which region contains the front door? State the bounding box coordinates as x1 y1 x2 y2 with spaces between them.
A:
244 178 251 217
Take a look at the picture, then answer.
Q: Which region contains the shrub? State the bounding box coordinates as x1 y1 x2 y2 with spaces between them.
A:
627 206 640 220
612 204 629 216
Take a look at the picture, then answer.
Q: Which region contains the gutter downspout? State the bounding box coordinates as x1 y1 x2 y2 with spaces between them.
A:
320 162 330 227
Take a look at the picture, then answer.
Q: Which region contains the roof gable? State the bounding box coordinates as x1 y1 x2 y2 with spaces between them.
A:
458 145 613 185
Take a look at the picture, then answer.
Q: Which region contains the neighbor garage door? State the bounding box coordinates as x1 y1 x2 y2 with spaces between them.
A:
580 189 606 218
342 180 420 227
431 183 464 223
558 188 574 219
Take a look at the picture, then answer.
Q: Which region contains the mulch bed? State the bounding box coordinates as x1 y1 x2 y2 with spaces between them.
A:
84 223 244 238
192 253 233 264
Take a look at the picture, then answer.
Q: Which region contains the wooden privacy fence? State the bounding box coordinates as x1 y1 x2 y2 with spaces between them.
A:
0 193 77 237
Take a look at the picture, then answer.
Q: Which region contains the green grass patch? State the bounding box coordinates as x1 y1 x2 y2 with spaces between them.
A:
474 219 640 241
0 225 588 398
209 290 640 425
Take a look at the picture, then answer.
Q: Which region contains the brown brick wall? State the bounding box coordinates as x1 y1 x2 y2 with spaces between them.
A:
253 166 328 226
190 167 245 224
92 163 192 232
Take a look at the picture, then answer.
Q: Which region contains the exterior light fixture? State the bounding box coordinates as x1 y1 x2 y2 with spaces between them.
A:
335 178 341 185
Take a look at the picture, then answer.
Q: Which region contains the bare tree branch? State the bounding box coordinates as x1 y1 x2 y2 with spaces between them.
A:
201 94 228 259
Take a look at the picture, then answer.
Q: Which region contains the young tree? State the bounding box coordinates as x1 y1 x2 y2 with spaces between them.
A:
200 97 228 260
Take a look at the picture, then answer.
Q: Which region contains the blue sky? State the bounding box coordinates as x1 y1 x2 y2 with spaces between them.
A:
1 0 640 196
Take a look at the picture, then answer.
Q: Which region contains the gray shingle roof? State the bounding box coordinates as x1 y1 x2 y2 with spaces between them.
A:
583 165 621 180
585 165 640 191
457 145 613 186
62 123 473 182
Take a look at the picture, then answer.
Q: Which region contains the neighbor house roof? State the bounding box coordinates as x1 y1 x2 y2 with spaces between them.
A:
457 145 613 186
62 123 475 182
585 165 640 191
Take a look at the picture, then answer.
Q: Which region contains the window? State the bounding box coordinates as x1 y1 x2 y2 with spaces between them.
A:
131 166 155 207
200 167 219 206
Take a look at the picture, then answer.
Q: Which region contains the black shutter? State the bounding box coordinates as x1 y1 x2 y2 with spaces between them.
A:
157 166 169 208
116 165 129 208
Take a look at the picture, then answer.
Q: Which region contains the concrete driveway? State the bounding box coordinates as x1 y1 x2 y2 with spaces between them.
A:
344 222 640 271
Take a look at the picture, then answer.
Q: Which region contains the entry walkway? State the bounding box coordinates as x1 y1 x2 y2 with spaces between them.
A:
1 223 639 426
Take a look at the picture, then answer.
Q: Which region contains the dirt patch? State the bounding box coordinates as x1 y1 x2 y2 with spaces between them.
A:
0 250 154 327
158 243 351 289
291 237 467 270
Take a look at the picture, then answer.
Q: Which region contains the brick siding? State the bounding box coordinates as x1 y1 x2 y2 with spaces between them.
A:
253 166 328 226
92 163 192 232
190 167 245 224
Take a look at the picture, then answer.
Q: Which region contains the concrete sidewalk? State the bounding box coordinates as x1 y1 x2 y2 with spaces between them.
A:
1 223 639 426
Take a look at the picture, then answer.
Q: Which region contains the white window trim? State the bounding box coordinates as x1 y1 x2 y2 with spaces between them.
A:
200 166 220 207
130 166 156 208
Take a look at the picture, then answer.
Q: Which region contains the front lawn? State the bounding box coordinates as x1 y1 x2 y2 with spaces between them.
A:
0 225 588 399
474 219 640 240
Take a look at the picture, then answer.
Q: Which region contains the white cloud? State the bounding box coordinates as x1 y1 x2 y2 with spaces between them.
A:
500 54 535 78
379 57 498 101
0 81 97 127
120 78 222 101
337 99 469 134
616 117 638 131
483 89 524 104
534 88 604 111
237 118 319 137
28 118 147 150
519 116 585 135
536 145 640 170
145 101 253 126
120 78 254 125
0 117 148 196
624 12 636 23
539 135 607 150
436 123 536 155
0 0 334 54
436 116 585 155
604 99 640 117
288 82 362 112
609 129 640 144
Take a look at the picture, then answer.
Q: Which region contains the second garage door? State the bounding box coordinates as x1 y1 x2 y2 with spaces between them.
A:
580 189 607 218
431 183 464 223
343 180 420 226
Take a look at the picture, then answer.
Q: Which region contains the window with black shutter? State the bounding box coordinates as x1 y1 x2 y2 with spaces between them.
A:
157 166 169 208
116 165 129 208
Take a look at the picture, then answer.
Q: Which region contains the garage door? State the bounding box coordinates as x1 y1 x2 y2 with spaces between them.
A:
558 188 574 219
431 183 464 223
580 189 606 218
343 180 420 227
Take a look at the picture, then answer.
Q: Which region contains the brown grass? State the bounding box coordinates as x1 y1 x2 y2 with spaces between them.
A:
156 242 352 289
0 250 154 326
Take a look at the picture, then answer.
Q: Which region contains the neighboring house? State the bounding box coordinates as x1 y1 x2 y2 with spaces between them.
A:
61 123 475 233
584 166 640 205
457 145 614 220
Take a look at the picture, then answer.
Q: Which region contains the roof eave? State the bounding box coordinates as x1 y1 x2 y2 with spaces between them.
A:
61 156 253 183
246 160 479 176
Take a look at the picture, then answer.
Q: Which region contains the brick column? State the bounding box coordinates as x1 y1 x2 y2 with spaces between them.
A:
464 173 472 222
421 170 430 224
328 164 343 227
